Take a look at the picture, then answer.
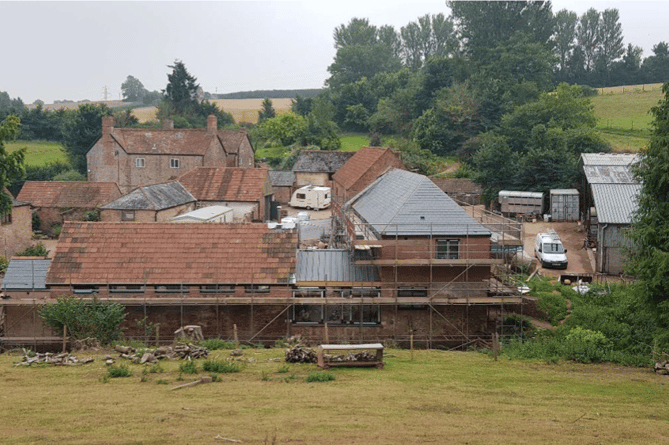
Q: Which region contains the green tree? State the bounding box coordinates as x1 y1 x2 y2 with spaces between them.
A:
597 8 624 69
62 103 112 174
0 115 25 215
162 60 199 115
400 13 457 70
121 75 147 102
576 8 600 71
261 112 308 146
553 9 578 74
628 83 669 344
258 98 276 123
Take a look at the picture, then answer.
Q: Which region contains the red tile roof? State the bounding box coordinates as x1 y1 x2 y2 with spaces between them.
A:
178 167 270 202
46 222 297 285
17 181 121 208
333 147 395 190
109 128 250 156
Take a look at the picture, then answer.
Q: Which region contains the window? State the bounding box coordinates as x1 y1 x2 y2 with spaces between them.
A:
436 239 459 259
109 284 144 293
121 211 135 221
293 287 381 325
398 287 428 297
245 284 270 294
135 158 145 168
296 193 306 200
200 284 235 294
170 158 180 168
73 285 98 294
1 211 11 225
155 284 189 293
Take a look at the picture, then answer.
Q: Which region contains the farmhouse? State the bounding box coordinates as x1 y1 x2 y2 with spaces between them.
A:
0 191 32 258
99 181 196 223
332 146 406 205
178 167 274 222
292 150 354 188
86 115 254 193
17 181 121 236
581 153 640 275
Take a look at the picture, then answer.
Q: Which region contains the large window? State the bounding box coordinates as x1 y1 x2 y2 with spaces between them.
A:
436 239 459 259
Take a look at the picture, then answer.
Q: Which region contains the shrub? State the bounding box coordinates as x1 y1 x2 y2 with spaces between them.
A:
107 365 132 378
178 360 198 374
148 363 164 374
39 295 126 345
0 255 8 273
306 372 335 382
17 242 49 257
202 359 242 374
51 224 62 238
200 339 236 350
277 364 290 374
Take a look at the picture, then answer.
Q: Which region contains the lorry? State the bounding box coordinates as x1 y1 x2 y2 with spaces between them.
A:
534 229 568 269
289 185 331 210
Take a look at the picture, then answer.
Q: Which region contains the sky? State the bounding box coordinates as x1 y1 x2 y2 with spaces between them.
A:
2 1 668 105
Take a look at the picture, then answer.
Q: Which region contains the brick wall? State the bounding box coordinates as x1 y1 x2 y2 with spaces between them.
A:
0 205 32 257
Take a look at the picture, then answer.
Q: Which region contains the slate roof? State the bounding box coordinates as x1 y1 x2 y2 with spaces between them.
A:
2 258 51 290
178 167 270 202
295 249 380 283
101 182 195 211
590 183 640 224
292 150 354 173
107 128 250 156
46 222 297 285
333 147 400 190
348 169 490 237
17 181 121 208
268 170 295 187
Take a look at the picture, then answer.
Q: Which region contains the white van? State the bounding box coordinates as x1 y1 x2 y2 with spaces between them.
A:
535 229 568 269
289 185 331 210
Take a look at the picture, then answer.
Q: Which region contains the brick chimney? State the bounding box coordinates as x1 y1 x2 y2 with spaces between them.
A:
102 115 115 137
207 114 217 134
162 119 174 130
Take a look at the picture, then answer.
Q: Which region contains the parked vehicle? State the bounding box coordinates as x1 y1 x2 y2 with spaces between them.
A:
535 229 568 269
289 185 331 210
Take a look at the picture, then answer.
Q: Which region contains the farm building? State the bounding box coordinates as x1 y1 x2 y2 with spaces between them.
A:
292 150 354 188
17 181 121 236
99 181 196 223
170 205 233 223
86 115 254 194
178 167 274 222
268 170 295 205
0 191 32 258
332 146 406 205
581 153 640 275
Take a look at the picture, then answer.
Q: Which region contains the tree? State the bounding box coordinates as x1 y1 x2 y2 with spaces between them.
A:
258 98 276 123
597 9 624 69
400 14 457 70
553 9 578 74
121 75 147 102
162 60 199 114
0 115 24 215
261 113 308 146
627 83 669 344
576 8 600 71
641 42 669 84
62 103 112 174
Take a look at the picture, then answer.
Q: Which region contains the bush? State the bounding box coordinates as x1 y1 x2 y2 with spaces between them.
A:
306 372 335 382
107 365 132 378
51 224 62 238
17 242 49 257
0 255 8 273
202 359 242 374
178 360 198 374
200 339 236 350
39 295 126 344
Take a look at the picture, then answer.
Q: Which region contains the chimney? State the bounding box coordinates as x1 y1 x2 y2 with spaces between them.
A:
162 120 174 130
207 114 217 134
102 115 115 136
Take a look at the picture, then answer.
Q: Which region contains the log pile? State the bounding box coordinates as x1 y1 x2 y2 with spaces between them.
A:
113 343 209 363
18 352 94 366
285 345 317 363
325 351 377 363
654 361 669 374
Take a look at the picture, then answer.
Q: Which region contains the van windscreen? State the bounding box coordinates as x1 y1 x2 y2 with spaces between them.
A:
543 243 564 254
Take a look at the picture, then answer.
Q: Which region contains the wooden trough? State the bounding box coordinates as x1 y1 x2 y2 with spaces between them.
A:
316 343 384 370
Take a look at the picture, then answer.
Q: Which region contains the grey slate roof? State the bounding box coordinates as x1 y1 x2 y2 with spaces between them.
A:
295 249 379 283
292 150 355 173
268 170 295 187
101 181 195 211
591 183 640 224
348 169 490 237
2 259 51 290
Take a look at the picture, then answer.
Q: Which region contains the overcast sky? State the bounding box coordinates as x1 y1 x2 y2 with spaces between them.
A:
2 1 668 104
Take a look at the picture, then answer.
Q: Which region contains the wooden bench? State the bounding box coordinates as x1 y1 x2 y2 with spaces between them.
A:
316 343 384 370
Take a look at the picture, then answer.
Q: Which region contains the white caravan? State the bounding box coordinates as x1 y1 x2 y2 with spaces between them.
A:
289 185 331 210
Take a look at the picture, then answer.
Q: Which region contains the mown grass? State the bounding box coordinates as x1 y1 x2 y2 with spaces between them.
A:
6 140 68 166
1 347 668 444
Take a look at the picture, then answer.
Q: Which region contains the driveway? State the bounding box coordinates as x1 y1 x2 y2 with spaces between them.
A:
522 221 594 278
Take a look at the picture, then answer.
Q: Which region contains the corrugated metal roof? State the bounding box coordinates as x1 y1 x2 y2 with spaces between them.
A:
550 189 579 195
349 169 490 237
171 205 232 221
581 153 640 166
499 191 544 198
295 249 379 283
591 183 640 224
268 171 295 187
2 259 51 290
102 181 195 210
584 165 638 184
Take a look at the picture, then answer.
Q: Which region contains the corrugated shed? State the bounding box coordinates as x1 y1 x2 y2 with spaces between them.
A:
101 182 195 210
292 150 354 173
295 249 379 283
2 259 51 290
268 171 295 187
581 153 640 166
348 169 490 236
591 183 640 224
46 222 297 285
584 165 638 184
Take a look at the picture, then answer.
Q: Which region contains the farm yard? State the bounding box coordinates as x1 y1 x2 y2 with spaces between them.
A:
1 346 668 444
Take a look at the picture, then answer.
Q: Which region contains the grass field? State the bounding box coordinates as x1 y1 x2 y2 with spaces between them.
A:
6 140 68 166
132 98 295 124
1 347 668 444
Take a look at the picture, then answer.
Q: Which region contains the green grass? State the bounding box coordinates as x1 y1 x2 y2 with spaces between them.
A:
340 133 369 151
5 140 68 166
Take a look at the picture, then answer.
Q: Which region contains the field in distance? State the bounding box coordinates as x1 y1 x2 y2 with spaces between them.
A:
132 98 294 124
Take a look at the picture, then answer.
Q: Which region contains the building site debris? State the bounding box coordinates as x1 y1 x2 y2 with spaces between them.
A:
174 325 204 342
654 361 669 374
285 345 317 363
17 352 94 366
171 376 213 391
113 343 209 363
72 337 101 351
